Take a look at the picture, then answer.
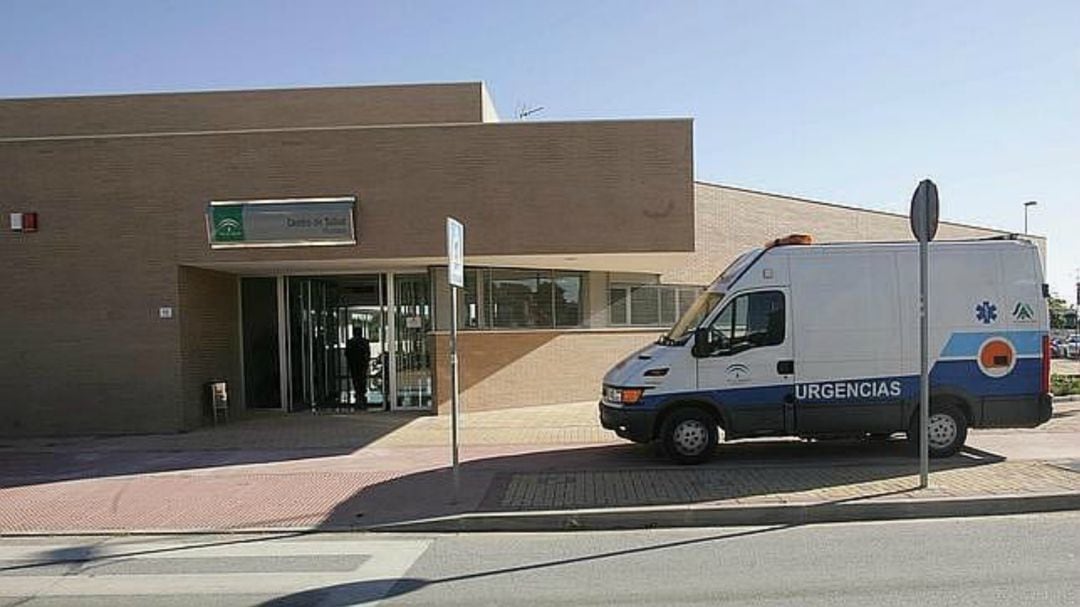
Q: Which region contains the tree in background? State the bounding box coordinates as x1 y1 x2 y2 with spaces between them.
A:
1049 294 1077 330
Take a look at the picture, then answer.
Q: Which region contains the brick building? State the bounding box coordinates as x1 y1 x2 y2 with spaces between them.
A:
0 82 1042 436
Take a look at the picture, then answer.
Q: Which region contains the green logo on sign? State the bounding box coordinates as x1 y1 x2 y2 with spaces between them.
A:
1012 302 1034 321
212 206 245 242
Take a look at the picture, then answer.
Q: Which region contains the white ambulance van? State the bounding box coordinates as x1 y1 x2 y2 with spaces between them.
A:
600 235 1053 464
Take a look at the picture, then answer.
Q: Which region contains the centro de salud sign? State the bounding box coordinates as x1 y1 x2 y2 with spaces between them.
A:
206 197 357 248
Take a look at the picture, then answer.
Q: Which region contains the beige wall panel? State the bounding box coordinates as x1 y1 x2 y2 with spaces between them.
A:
0 83 488 138
662 183 1046 286
169 121 693 262
0 119 692 266
430 330 659 413
0 144 183 435
178 267 241 429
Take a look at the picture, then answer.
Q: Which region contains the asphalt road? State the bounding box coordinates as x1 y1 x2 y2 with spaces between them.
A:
2 512 1078 606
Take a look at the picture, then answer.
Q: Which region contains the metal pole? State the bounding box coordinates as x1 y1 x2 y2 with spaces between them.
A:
450 284 461 503
919 238 930 488
1024 206 1029 235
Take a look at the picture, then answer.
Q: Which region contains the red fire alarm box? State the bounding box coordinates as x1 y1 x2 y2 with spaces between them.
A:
9 213 37 233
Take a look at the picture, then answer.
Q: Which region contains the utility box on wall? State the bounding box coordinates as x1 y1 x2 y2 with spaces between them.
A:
10 212 37 232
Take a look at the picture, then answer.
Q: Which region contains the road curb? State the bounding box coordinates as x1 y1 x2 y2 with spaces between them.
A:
0 527 325 538
362 492 1080 533
1 493 1077 537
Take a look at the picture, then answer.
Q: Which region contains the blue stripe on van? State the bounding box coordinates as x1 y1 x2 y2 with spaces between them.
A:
637 384 791 410
939 330 1043 358
930 357 1041 397
634 359 1041 411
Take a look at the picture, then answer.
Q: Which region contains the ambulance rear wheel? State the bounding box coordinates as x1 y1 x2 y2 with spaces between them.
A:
661 408 718 465
908 402 968 458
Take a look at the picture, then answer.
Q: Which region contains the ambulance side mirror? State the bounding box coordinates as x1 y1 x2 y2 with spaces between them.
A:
692 328 712 358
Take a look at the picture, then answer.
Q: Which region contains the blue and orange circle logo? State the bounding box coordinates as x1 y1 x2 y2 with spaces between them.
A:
977 337 1016 378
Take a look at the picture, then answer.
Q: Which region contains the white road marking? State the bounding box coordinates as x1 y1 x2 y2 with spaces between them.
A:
0 536 432 605
0 539 424 560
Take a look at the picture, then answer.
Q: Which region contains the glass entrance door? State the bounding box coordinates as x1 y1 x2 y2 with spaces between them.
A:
288 277 341 411
392 273 433 409
283 272 431 412
336 276 389 409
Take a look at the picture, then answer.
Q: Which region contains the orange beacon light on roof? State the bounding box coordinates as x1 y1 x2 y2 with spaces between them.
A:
765 234 813 248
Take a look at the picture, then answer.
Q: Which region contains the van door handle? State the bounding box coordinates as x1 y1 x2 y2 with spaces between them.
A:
777 360 794 375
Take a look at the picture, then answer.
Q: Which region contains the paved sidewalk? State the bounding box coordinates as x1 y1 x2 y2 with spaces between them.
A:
0 400 1078 534
494 460 1080 510
5 395 1078 452
0 401 616 453
1052 358 1080 376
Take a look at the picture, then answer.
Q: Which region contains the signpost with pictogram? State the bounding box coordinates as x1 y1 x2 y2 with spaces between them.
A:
447 217 465 503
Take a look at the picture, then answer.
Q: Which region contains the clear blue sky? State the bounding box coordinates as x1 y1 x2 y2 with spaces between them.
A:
3 0 1078 300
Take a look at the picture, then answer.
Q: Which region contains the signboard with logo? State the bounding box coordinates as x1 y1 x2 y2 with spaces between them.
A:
206 197 357 248
446 217 464 288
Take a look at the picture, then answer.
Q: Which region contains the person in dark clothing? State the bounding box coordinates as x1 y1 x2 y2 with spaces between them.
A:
344 328 371 408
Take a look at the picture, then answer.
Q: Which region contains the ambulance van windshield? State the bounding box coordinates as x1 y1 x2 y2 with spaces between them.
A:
660 248 762 344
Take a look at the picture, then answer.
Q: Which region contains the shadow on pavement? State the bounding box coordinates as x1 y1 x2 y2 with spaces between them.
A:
0 412 422 489
259 525 793 606
259 578 430 606
319 438 1005 529
1052 407 1078 420
0 532 309 575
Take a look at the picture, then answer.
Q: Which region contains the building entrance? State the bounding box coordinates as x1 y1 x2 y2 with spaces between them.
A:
240 272 433 413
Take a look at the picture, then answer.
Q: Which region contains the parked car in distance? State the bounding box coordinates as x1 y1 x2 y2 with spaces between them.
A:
1050 339 1066 358
1067 336 1080 359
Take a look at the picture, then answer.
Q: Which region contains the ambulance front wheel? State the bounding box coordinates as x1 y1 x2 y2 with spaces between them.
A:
661 408 718 465
908 402 968 458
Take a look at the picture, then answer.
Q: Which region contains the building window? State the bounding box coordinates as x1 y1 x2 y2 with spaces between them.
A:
609 289 628 325
552 271 583 327
630 285 660 325
489 269 545 328
485 268 585 329
609 283 703 327
461 268 480 328
677 287 699 319
659 287 676 325
445 267 587 330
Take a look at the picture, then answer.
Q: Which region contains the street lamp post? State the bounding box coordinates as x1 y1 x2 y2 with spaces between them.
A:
1024 201 1038 234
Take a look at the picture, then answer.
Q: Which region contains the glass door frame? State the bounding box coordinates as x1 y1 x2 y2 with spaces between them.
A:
385 271 398 410
272 270 433 413
386 270 435 411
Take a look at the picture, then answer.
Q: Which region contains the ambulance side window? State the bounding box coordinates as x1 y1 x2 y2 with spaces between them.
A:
705 291 785 356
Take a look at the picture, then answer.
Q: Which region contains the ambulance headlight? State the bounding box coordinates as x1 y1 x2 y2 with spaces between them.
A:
604 386 646 405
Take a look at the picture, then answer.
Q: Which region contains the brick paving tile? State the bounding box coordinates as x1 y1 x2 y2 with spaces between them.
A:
496 461 1080 511
0 399 1077 533
1 400 1075 454
0 471 403 533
